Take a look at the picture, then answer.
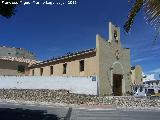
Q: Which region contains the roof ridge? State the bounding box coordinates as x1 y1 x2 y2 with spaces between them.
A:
31 48 96 67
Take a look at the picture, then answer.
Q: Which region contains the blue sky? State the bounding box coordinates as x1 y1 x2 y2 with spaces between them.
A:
0 0 160 74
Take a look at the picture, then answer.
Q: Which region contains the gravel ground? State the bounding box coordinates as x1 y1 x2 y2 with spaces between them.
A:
0 89 160 110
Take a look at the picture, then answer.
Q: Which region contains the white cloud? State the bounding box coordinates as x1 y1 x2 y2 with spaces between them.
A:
132 57 152 63
148 68 160 74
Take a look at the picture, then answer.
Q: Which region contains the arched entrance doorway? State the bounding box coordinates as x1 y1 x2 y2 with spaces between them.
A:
111 61 125 96
113 74 123 96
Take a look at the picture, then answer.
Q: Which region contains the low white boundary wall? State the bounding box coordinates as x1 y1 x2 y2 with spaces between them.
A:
0 76 97 95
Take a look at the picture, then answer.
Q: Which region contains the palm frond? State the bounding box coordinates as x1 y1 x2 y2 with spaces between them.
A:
143 0 160 45
0 0 21 18
143 0 160 31
124 0 144 33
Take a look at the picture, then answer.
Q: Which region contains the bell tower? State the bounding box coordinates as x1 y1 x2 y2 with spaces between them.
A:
109 22 120 43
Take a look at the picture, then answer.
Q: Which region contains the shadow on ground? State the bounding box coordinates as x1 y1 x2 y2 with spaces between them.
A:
0 108 59 120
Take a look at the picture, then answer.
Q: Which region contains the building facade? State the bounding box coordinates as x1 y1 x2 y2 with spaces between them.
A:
0 60 29 76
131 65 143 85
143 80 160 95
0 46 37 76
29 49 96 77
29 22 132 96
0 46 36 60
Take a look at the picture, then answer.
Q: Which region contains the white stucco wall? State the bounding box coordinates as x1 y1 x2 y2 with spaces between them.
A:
0 76 97 95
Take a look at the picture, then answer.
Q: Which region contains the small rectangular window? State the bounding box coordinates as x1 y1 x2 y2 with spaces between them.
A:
140 86 143 92
63 63 67 74
79 60 84 72
156 81 159 85
40 68 43 76
17 65 25 73
50 66 53 75
32 69 34 76
134 87 138 92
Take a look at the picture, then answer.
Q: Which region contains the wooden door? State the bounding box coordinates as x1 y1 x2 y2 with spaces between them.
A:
113 74 122 96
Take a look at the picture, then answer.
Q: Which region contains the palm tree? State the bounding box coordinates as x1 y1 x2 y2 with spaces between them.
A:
0 0 21 18
124 0 160 35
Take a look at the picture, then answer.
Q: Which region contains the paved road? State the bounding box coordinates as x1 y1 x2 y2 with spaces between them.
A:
0 102 160 120
71 108 160 120
0 102 69 120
